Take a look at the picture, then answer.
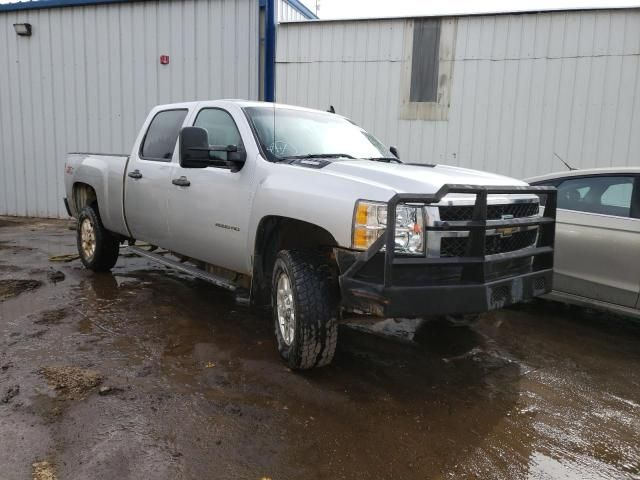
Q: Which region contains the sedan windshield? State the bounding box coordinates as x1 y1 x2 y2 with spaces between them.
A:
244 106 390 162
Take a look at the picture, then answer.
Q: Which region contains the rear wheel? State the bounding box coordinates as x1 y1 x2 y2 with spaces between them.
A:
272 250 338 370
76 205 120 271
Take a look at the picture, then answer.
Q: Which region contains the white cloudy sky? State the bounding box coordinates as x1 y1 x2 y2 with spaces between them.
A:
302 0 638 18
1 0 638 17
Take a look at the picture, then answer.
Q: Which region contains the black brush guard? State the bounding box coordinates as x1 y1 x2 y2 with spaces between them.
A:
337 184 557 317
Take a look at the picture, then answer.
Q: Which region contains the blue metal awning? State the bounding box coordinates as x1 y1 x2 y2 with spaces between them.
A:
1 0 318 18
0 0 132 12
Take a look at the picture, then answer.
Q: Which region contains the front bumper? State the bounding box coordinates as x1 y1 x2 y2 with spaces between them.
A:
337 184 557 318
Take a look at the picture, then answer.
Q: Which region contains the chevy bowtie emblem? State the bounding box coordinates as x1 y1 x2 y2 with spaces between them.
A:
497 214 515 237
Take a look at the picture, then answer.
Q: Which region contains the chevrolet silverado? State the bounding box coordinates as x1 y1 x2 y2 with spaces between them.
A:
64 100 557 369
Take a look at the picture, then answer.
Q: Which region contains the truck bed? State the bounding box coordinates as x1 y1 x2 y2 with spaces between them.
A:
64 152 131 237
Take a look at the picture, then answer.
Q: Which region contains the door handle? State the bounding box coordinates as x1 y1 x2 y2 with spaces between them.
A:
128 169 143 179
172 176 191 187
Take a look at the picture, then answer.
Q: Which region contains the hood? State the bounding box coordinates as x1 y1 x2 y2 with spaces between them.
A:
321 161 534 204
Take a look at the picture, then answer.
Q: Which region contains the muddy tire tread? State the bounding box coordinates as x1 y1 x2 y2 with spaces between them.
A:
273 250 338 370
77 205 120 272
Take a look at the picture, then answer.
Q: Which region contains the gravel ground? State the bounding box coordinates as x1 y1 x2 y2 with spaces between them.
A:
0 217 638 480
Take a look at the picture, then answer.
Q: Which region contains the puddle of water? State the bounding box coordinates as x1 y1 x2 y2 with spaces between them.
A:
1 218 639 480
528 451 635 480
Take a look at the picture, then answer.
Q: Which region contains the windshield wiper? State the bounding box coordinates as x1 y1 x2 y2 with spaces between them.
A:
365 157 402 163
279 153 356 161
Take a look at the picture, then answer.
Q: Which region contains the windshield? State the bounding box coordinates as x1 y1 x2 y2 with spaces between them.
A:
244 106 390 161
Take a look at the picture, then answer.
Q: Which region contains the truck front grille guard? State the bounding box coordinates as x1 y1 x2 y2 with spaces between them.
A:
342 184 557 287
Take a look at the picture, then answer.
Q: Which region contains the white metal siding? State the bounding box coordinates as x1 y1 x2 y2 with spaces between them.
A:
0 0 259 218
276 9 640 180
278 0 307 22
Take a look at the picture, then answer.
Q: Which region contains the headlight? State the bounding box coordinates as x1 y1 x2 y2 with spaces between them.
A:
352 201 424 255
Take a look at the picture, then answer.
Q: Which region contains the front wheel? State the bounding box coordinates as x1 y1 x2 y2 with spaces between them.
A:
76 205 120 271
272 250 338 370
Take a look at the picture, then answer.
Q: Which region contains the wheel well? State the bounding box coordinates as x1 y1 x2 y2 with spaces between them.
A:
252 216 338 307
72 183 98 213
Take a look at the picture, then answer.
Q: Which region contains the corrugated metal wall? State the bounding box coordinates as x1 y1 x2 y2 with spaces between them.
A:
0 0 259 218
278 0 307 22
276 9 640 180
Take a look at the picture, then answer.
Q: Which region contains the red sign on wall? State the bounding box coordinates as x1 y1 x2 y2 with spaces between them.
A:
160 55 170 65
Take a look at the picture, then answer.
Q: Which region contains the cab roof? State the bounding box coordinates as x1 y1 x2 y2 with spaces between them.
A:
153 100 347 121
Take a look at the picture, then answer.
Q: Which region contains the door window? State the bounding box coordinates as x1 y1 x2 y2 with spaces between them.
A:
140 109 188 161
556 176 634 217
194 108 243 162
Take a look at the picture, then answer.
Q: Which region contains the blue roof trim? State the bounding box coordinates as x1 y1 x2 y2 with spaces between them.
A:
1 0 318 18
0 0 132 12
284 0 317 19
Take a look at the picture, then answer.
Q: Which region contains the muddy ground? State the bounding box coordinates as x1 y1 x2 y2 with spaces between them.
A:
0 217 638 480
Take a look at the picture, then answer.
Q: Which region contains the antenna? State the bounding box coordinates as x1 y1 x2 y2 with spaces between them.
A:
554 152 576 171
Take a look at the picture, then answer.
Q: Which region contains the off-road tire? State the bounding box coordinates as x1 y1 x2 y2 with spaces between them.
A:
272 250 338 370
76 205 120 271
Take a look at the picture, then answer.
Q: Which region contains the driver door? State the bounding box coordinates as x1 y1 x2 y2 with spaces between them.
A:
167 107 255 274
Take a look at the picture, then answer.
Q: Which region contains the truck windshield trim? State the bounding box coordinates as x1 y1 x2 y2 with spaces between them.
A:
279 153 356 161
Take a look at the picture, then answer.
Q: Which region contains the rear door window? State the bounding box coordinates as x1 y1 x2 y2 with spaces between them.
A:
140 109 188 161
556 176 634 217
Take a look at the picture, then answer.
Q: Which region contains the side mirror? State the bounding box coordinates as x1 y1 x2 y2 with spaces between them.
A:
227 145 247 173
390 146 400 159
179 126 246 170
180 126 211 168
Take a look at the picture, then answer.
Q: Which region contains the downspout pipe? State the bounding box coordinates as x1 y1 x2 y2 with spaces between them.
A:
264 0 276 102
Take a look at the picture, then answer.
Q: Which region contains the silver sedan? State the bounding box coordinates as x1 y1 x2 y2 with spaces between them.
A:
527 167 640 319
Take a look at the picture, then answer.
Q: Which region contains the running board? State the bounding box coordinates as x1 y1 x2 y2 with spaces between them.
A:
127 246 237 292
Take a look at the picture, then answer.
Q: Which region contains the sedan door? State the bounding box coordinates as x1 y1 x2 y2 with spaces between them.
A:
551 175 640 307
167 107 255 275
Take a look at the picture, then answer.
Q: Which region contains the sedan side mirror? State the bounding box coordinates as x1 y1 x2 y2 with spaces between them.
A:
390 146 400 159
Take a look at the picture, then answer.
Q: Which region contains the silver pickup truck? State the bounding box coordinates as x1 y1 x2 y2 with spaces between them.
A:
64 100 557 369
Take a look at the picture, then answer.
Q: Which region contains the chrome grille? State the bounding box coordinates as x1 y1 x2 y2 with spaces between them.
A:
438 202 539 221
440 229 538 258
